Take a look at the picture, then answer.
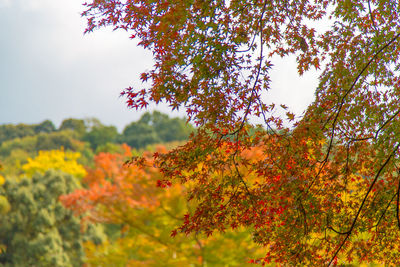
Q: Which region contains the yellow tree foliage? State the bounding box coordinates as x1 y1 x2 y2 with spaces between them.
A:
22 149 87 178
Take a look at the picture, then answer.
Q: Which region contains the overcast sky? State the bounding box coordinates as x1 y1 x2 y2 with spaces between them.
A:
0 0 319 131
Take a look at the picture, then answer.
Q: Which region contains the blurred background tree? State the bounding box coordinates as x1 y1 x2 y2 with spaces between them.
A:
0 170 105 266
119 111 194 149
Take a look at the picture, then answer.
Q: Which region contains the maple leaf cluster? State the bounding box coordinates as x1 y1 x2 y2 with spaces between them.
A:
82 0 400 265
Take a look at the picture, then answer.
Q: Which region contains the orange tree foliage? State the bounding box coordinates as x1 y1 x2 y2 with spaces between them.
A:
82 0 400 265
60 144 264 266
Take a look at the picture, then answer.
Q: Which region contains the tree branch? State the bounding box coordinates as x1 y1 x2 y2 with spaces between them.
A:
328 143 400 266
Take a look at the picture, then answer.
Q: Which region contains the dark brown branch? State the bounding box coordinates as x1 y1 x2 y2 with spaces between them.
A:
327 143 400 266
346 108 400 143
372 191 397 232
348 136 374 142
375 109 400 139
323 31 400 164
236 0 268 134
233 156 256 206
327 225 349 235
367 0 378 32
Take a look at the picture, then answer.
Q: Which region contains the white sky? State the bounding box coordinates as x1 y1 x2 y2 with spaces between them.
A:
0 0 319 131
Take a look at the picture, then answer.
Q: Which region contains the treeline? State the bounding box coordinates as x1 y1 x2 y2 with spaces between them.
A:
0 111 194 175
0 110 194 151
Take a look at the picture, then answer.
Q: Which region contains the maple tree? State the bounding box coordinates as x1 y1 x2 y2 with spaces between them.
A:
81 0 400 265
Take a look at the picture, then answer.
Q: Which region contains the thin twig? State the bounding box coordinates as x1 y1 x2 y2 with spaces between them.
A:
327 143 400 266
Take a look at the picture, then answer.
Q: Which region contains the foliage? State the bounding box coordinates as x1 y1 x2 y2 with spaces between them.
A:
0 170 105 266
35 130 86 152
0 195 10 214
121 121 160 149
0 135 37 159
0 120 56 144
82 0 400 265
61 145 264 266
95 142 126 154
120 111 194 149
34 120 56 134
22 149 87 179
0 114 191 177
0 149 30 177
0 123 35 144
59 118 86 136
0 130 85 159
138 111 194 142
84 124 118 150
